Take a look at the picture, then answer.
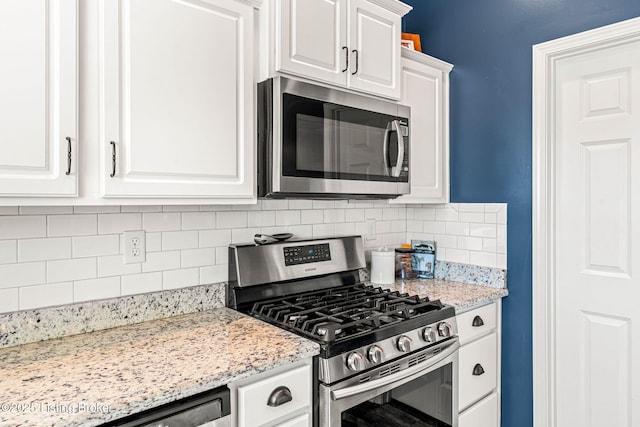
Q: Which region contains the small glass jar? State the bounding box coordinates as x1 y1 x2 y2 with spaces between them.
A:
395 248 415 282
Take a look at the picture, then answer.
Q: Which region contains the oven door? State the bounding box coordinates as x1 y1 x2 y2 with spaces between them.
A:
319 339 459 427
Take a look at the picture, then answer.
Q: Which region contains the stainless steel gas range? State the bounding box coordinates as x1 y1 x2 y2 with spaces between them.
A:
228 236 459 427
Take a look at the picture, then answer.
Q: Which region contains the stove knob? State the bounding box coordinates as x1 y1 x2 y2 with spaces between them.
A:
346 352 364 372
422 327 437 343
438 322 452 338
397 335 413 353
367 345 384 364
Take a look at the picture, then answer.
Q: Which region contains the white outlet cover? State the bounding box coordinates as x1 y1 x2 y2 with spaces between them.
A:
124 230 146 264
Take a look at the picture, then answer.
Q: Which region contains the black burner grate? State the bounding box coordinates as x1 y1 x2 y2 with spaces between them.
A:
250 283 444 343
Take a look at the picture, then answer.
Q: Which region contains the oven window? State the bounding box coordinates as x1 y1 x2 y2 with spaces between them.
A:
282 93 406 182
342 362 453 427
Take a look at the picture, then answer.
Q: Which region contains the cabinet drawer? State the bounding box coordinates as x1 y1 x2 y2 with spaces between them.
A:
238 365 311 427
457 303 496 345
274 413 310 427
459 392 498 427
459 333 497 411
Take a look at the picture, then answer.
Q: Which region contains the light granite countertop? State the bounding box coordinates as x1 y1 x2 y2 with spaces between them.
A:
377 278 508 313
0 308 319 427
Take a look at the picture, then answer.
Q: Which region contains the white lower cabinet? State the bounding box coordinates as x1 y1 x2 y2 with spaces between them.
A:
456 301 501 426
459 393 499 427
232 361 312 427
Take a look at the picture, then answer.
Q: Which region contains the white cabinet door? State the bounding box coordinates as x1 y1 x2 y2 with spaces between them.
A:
100 0 255 199
392 49 451 204
347 0 401 99
274 413 310 427
0 0 77 197
277 0 347 87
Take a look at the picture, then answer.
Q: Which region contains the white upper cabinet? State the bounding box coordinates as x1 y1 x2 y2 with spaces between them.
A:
274 0 410 100
0 0 78 197
100 0 256 199
392 48 452 204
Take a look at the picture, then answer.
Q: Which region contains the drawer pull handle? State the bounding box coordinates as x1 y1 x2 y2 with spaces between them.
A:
109 141 117 177
473 363 485 376
472 315 485 327
65 137 72 175
267 386 292 407
341 46 349 72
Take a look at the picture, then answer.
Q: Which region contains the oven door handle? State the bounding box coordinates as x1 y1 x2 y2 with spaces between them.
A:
330 340 459 401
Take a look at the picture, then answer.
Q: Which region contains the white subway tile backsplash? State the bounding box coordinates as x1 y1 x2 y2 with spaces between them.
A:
98 255 141 277
200 264 226 285
162 231 199 250
48 214 96 237
73 235 120 258
181 248 215 268
1 202 506 314
163 268 199 290
143 213 181 231
0 262 46 289
74 277 121 303
20 206 73 215
261 199 289 210
74 206 121 214
181 212 215 230
18 238 71 262
47 258 96 283
20 282 73 310
470 223 497 238
121 272 162 295
216 211 247 229
0 216 46 240
98 213 142 235
248 211 276 227
0 207 19 215
470 251 497 268
145 232 162 252
0 241 16 264
301 210 324 224
142 251 181 273
0 288 19 312
323 209 345 223
199 229 231 248
276 210 301 226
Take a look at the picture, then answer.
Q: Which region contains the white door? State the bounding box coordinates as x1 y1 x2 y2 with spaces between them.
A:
555 39 640 426
100 0 255 199
347 0 401 100
277 0 348 87
0 0 77 197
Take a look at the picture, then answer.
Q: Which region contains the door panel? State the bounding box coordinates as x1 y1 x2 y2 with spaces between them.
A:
277 0 347 86
348 0 400 99
555 39 640 427
0 0 77 196
101 0 254 198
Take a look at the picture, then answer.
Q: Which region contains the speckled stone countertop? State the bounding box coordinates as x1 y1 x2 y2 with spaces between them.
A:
377 278 508 313
0 308 319 427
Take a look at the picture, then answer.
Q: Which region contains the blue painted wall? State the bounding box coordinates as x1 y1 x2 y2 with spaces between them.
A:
401 1 640 426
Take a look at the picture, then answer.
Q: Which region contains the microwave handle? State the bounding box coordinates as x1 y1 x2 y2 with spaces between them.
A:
383 120 404 177
391 120 404 177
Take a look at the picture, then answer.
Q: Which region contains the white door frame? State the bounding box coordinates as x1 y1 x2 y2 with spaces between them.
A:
532 16 640 427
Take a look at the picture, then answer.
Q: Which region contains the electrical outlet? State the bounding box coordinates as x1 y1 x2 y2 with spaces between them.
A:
124 230 146 264
366 218 376 241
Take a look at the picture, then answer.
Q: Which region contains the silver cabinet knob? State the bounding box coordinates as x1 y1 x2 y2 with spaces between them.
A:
397 335 412 352
437 322 452 338
346 352 364 372
367 345 384 363
422 327 437 343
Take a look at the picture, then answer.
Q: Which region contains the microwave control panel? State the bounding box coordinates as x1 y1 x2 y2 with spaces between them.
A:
284 244 331 266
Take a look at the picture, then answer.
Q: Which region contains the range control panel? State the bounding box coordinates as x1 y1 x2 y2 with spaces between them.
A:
284 243 331 266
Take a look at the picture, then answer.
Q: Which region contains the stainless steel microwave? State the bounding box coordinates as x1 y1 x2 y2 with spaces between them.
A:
257 77 410 199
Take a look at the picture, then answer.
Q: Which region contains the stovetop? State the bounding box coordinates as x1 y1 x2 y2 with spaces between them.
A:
248 282 455 358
